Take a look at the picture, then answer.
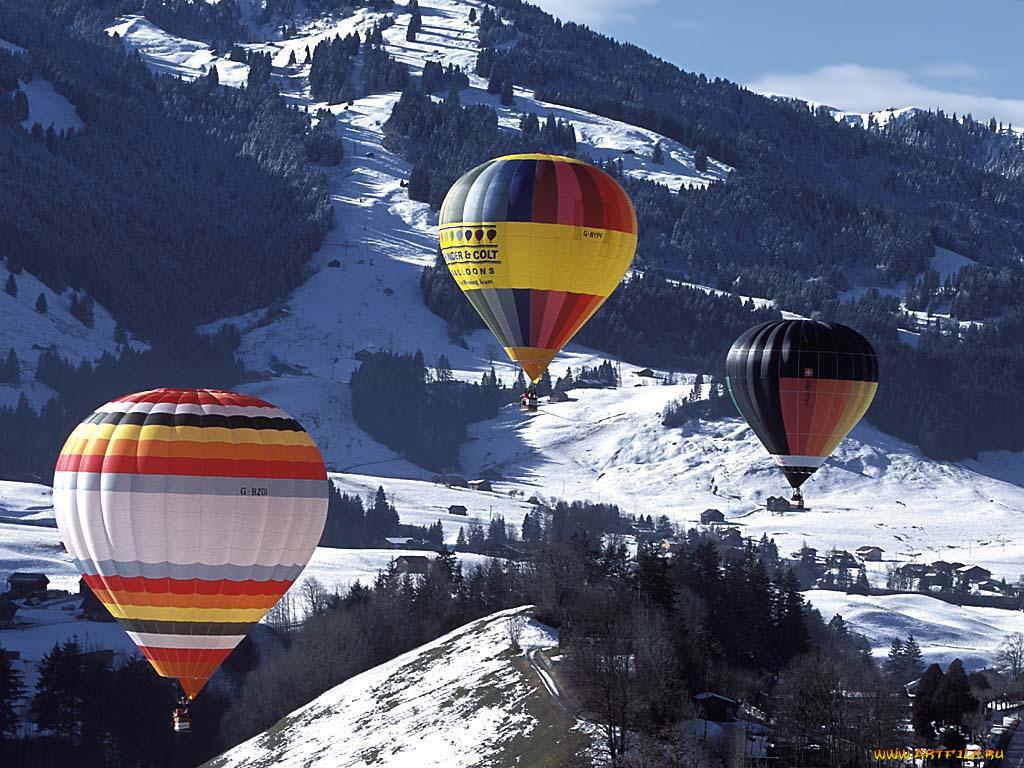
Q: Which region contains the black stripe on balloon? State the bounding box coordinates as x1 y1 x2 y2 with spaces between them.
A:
506 159 537 222
783 466 817 489
119 618 257 636
86 410 305 431
512 289 533 349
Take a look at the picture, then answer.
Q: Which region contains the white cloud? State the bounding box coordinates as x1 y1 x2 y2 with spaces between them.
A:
918 62 981 80
535 0 659 26
748 64 1024 126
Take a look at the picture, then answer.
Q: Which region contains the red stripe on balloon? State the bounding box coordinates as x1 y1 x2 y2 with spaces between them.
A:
82 574 293 597
55 453 326 479
554 161 583 227
531 158 559 224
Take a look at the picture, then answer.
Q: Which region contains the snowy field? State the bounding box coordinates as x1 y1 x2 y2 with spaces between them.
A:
462 383 1024 582
18 77 84 132
207 607 593 768
802 590 1024 670
0 261 145 410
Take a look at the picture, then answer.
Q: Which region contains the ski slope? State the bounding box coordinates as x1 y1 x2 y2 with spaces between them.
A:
802 590 1024 670
206 607 594 768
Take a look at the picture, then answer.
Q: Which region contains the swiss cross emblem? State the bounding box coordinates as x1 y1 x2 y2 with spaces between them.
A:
803 367 814 377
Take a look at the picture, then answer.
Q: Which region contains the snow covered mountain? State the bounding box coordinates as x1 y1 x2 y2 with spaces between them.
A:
205 607 594 768
3 0 1024 719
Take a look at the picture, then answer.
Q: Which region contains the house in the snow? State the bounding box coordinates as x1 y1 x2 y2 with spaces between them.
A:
468 479 492 492
716 528 744 549
956 565 992 584
384 537 419 550
395 555 430 576
766 496 791 513
825 550 859 569
7 572 49 599
448 505 468 516
700 509 725 525
855 546 885 562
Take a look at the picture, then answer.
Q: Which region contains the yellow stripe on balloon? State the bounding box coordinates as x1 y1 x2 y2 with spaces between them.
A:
440 221 637 296
61 422 315 448
101 602 270 623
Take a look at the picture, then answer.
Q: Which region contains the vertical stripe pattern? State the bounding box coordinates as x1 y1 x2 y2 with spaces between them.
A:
53 388 328 698
439 154 637 382
725 321 879 489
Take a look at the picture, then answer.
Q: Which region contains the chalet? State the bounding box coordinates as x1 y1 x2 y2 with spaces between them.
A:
898 563 930 579
700 509 725 525
976 579 1013 596
766 496 791 513
468 479 492 492
327 259 341 268
395 555 430 576
694 692 739 723
825 550 859 569
716 528 743 549
918 570 953 592
448 505 468 516
634 368 656 378
384 537 418 549
855 546 885 562
7 572 49 598
956 565 992 584
930 560 965 574
440 475 468 488
487 542 527 560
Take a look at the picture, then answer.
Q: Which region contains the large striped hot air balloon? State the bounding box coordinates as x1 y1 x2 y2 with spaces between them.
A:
53 388 328 699
725 320 878 501
439 154 637 383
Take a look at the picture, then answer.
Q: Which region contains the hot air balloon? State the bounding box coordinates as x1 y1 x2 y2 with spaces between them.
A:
439 154 637 408
52 388 328 714
725 320 878 506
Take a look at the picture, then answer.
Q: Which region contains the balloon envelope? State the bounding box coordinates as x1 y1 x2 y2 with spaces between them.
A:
725 320 878 489
439 154 637 382
53 388 328 698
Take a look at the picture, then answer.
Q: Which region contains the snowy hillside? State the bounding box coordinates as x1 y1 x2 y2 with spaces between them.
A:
462 382 1024 582
206 607 594 768
0 261 145 409
803 590 1024 669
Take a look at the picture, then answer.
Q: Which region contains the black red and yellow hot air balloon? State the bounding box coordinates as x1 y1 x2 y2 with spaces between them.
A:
52 389 328 700
725 320 878 499
439 154 637 383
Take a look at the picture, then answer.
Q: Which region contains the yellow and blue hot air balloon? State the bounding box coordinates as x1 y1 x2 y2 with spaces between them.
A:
439 154 637 383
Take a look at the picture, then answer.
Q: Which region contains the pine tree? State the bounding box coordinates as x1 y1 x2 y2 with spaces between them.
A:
13 89 27 122
487 72 502 95
884 637 905 681
903 634 925 680
652 141 664 164
693 146 708 173
469 7 477 22
4 273 16 298
500 79 514 106
2 348 20 384
406 9 422 41
0 643 23 737
455 526 467 550
207 64 219 88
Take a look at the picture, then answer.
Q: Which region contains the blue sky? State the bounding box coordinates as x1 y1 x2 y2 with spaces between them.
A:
537 0 1024 126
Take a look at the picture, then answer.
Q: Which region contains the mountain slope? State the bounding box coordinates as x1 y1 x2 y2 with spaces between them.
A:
205 607 593 768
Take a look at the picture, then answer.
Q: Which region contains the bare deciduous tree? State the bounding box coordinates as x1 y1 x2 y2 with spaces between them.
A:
300 576 330 618
997 633 1024 681
506 613 526 651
